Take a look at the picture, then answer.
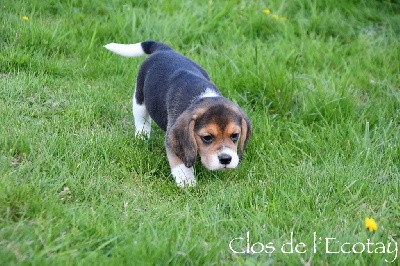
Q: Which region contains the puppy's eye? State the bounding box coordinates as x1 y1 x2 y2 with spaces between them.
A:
201 135 213 144
231 133 239 142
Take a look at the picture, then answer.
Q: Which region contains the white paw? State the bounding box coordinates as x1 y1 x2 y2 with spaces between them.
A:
171 164 196 187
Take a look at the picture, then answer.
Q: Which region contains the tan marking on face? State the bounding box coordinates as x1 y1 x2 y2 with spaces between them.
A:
194 122 241 170
223 103 252 157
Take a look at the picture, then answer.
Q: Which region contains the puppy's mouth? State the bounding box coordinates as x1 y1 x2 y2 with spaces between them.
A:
200 150 240 171
206 165 232 171
202 160 238 171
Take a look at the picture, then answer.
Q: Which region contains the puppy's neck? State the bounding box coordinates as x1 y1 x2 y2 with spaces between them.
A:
199 88 220 99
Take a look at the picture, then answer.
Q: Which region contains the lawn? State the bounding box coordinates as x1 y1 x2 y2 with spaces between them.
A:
1 0 399 264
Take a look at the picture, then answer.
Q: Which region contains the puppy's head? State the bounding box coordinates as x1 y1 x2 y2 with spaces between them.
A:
167 98 251 170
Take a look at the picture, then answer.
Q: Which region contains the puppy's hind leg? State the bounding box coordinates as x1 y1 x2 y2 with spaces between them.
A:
133 87 151 139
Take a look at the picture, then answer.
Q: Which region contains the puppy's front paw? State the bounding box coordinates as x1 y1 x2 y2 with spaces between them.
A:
171 164 196 187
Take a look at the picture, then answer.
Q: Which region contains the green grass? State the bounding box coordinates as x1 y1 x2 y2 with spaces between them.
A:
1 0 400 264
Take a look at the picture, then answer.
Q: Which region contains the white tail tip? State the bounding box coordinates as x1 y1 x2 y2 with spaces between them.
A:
103 43 145 57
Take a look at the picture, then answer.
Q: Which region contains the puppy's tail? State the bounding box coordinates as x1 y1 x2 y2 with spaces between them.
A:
103 41 172 57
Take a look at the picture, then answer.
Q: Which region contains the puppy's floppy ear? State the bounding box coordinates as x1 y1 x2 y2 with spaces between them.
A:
166 110 199 168
239 111 252 160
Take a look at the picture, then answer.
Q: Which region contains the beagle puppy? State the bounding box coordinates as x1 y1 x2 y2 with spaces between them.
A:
104 41 251 187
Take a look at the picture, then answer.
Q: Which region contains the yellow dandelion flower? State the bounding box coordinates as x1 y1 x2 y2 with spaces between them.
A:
365 217 378 232
22 16 29 21
262 9 271 15
272 14 279 20
280 16 287 22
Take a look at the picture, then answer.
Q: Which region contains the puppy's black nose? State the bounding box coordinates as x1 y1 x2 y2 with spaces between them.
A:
218 153 232 165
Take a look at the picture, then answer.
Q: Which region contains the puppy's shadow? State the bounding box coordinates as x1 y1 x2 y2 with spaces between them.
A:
194 162 239 186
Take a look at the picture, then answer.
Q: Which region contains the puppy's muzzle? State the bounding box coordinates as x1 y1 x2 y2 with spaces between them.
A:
218 153 232 165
